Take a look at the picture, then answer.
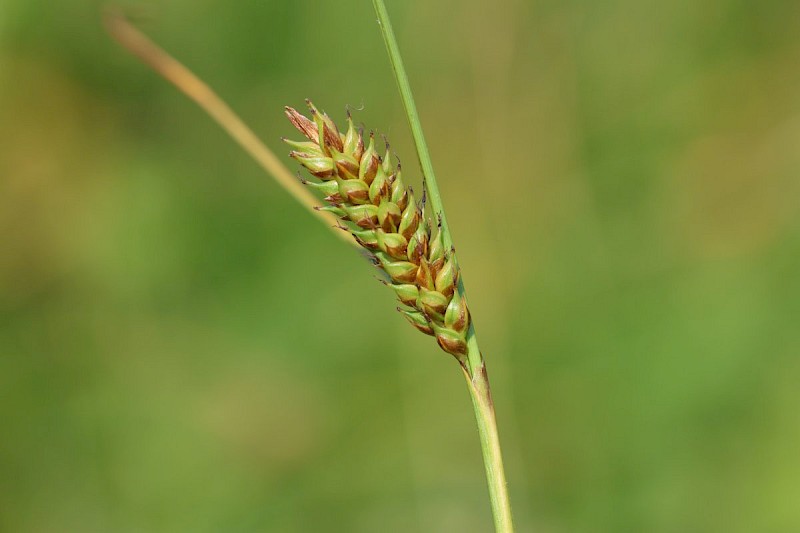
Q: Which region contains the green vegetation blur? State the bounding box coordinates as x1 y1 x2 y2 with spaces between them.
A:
2 0 799 531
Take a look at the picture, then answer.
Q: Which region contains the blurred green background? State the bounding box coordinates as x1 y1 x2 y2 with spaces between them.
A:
2 0 800 531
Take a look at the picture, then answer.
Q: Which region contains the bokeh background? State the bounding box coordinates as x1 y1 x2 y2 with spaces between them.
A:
2 0 800 531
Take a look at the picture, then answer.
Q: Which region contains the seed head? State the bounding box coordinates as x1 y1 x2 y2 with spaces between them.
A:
285 101 471 359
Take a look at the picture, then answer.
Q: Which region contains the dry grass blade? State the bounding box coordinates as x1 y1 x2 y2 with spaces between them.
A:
103 7 355 247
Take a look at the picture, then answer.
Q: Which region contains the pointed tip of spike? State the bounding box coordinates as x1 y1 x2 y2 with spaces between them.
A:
305 99 318 114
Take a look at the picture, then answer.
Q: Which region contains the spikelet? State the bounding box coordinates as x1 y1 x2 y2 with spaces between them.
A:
285 101 470 358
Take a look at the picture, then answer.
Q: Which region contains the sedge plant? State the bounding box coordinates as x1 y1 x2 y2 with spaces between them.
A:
106 2 515 530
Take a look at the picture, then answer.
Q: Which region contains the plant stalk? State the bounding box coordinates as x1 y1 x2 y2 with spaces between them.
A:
463 337 515 532
371 1 514 530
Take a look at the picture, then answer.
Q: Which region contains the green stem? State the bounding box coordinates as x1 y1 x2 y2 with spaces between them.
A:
371 1 514 531
464 339 515 533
